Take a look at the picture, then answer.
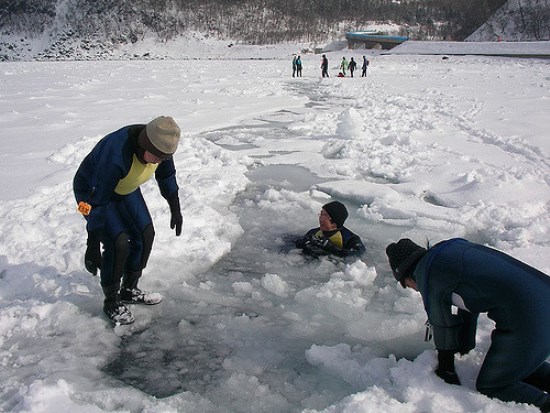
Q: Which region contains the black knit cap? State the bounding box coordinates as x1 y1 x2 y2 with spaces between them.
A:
386 238 427 287
322 201 348 228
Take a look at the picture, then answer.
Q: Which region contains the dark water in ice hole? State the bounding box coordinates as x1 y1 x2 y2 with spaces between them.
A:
103 162 429 405
103 164 367 404
104 111 431 406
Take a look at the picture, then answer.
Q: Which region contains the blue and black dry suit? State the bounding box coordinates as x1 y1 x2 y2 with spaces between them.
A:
412 238 550 409
296 226 365 257
73 124 181 303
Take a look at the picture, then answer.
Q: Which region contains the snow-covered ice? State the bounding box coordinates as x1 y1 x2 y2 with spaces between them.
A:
0 43 549 412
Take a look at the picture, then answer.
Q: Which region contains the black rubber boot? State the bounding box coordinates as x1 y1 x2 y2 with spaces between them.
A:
120 271 163 305
102 283 134 325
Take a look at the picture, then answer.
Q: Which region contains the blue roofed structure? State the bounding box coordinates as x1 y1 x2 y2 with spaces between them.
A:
346 31 409 50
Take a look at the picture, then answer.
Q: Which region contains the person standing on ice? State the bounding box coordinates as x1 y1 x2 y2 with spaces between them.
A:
73 116 183 325
296 201 365 257
292 55 297 77
361 55 369 77
340 57 348 76
385 238 550 412
296 55 303 77
348 57 357 77
321 54 329 77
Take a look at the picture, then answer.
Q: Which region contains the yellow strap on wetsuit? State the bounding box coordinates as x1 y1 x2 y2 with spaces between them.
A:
315 229 344 249
114 154 158 195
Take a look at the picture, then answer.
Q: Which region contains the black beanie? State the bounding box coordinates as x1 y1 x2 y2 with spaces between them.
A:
386 239 427 286
322 201 348 228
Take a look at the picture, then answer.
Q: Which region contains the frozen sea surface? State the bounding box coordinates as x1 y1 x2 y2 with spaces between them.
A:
0 52 548 413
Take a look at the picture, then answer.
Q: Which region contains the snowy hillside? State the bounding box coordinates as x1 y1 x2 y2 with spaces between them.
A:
467 0 550 41
0 0 521 61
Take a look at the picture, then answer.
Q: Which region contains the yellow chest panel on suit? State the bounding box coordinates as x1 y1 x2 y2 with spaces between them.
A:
114 154 158 195
315 229 344 249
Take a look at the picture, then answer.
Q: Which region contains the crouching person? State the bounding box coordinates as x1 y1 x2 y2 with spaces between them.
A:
74 116 183 325
296 201 365 257
386 238 550 412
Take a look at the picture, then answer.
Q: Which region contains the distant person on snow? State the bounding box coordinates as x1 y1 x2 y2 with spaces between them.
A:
340 57 348 76
321 54 329 77
348 57 357 77
296 201 365 257
292 55 297 77
361 56 369 77
386 238 550 412
73 116 184 325
296 55 303 77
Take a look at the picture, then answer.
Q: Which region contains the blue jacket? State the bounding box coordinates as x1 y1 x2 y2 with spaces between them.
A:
413 239 550 354
73 124 178 234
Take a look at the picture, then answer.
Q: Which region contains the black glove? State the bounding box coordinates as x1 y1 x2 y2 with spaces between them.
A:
85 231 102 276
310 236 341 253
308 236 327 248
304 236 328 254
435 349 461 385
167 193 183 236
457 309 478 355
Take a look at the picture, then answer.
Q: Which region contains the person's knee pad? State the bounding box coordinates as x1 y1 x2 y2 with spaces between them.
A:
140 224 155 269
112 232 130 283
114 232 130 256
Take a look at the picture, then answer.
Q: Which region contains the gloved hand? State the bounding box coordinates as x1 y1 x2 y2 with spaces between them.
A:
308 236 328 248
85 231 102 276
310 236 341 253
435 349 461 385
167 192 183 236
457 309 478 355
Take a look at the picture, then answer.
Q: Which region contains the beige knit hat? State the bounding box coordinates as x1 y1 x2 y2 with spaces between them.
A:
140 116 181 157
